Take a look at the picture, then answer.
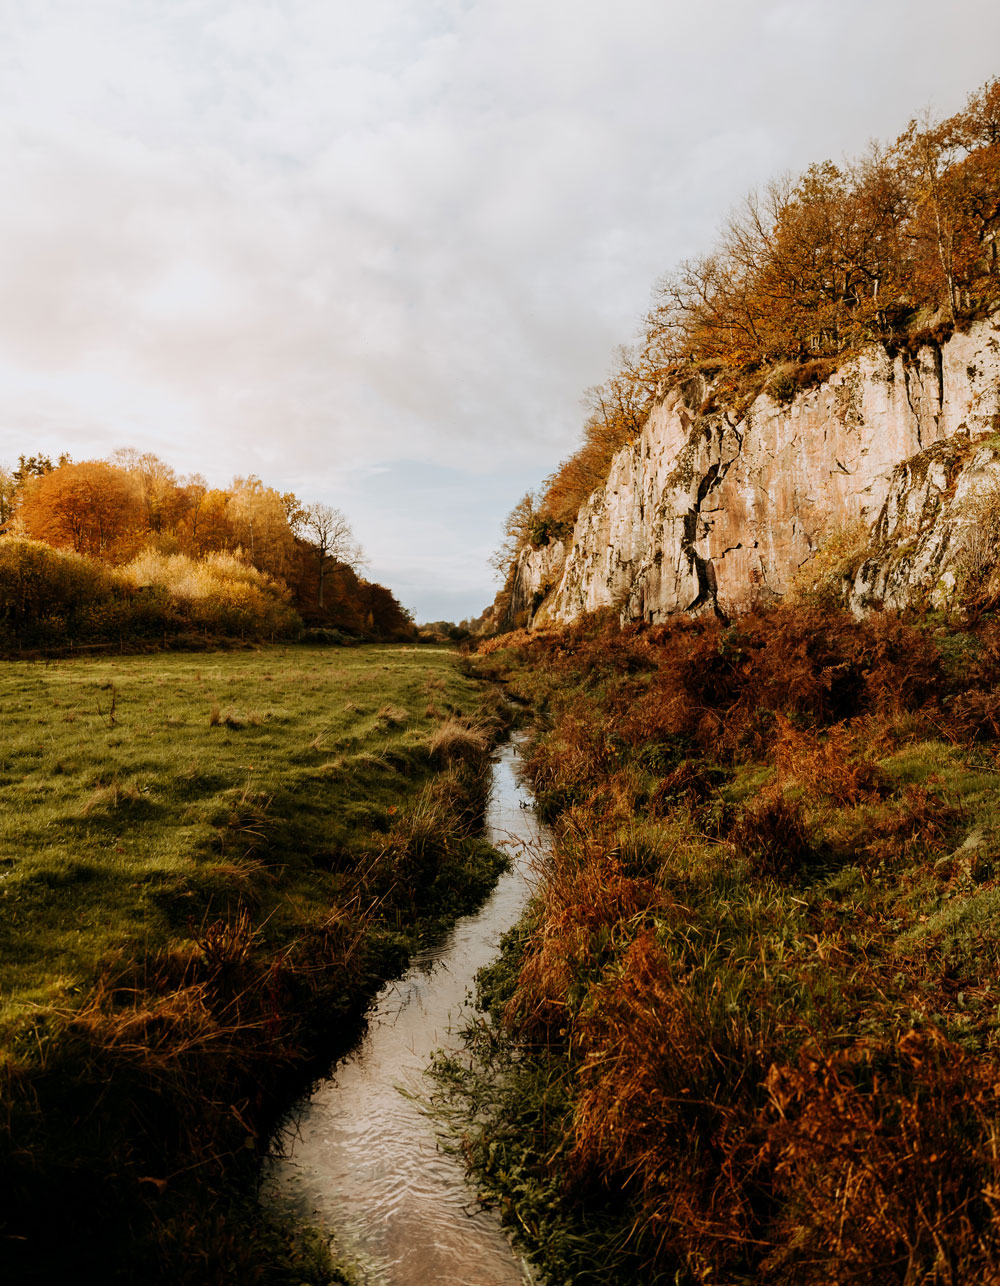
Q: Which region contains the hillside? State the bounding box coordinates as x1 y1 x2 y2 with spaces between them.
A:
450 73 1000 1285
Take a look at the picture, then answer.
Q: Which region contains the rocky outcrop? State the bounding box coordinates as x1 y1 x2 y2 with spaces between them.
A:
506 537 567 625
510 316 1000 627
847 436 1000 613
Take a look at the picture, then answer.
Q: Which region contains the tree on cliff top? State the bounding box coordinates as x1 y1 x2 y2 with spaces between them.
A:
491 491 537 582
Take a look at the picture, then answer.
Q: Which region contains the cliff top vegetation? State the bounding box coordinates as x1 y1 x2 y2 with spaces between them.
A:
497 74 1000 573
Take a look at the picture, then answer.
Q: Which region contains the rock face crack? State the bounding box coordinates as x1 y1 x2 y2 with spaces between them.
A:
933 340 945 411
696 461 723 507
902 357 922 447
682 451 733 620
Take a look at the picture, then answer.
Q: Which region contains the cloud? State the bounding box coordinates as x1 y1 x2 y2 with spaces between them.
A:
2 0 1000 617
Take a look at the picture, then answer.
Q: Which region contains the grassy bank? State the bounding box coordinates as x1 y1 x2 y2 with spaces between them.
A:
0 643 505 1283
433 609 1000 1284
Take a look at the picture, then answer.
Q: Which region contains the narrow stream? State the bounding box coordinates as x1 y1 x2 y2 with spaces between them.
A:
264 737 547 1285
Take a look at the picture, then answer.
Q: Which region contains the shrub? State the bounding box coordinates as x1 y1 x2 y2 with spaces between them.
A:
0 538 119 641
296 626 357 646
730 794 812 876
528 514 571 547
0 537 301 648
786 519 871 609
766 364 800 404
648 759 718 814
124 549 301 639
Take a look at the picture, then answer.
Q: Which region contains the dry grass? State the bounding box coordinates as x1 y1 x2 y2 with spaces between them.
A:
80 777 145 816
956 484 1000 613
763 1029 1000 1282
376 703 409 726
427 716 490 764
772 715 887 805
455 605 1000 1282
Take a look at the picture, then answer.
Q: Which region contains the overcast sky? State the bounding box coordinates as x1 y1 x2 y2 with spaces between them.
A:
1 1 999 620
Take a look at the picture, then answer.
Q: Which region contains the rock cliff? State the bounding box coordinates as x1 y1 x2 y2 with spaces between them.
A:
508 315 1000 628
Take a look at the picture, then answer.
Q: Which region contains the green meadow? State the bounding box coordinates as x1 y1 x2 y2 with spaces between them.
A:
0 642 503 1283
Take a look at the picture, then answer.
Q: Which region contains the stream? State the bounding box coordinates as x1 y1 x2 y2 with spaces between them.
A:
263 737 547 1285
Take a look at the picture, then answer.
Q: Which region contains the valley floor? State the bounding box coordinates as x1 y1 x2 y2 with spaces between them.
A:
0 642 504 1284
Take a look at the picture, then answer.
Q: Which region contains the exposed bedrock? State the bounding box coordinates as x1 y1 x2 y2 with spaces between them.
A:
508 315 1000 628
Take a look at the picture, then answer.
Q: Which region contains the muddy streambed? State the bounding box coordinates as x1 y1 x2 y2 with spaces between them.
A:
263 737 547 1285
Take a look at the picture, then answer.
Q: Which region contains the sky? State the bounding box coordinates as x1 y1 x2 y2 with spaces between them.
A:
1 1 999 621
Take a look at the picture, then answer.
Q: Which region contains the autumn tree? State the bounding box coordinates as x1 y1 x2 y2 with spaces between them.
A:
491 491 537 580
356 581 413 639
535 343 664 527
13 454 57 486
19 461 146 560
228 477 298 581
173 482 235 556
0 467 16 529
299 502 363 607
643 74 1000 390
933 78 1000 309
110 449 187 537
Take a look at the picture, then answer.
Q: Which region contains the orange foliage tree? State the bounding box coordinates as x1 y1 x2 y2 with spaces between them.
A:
173 482 235 557
19 462 146 560
227 476 299 582
110 449 189 538
650 77 1000 377
534 347 661 531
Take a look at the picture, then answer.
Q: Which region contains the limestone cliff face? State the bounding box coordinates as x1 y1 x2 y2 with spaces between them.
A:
847 436 1000 613
511 316 1000 627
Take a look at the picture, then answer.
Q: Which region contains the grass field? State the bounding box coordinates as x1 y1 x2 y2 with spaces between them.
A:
0 643 488 1014
0 642 504 1283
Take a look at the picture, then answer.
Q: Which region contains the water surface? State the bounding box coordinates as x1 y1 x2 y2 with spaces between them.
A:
265 738 547 1285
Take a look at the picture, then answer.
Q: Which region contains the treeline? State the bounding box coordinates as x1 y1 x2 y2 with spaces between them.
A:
0 450 413 648
510 75 1000 554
